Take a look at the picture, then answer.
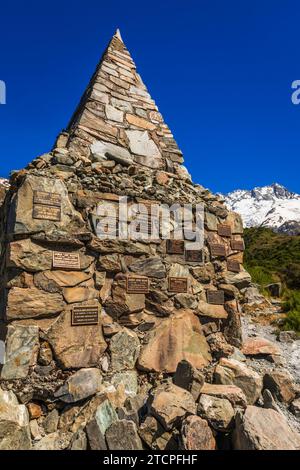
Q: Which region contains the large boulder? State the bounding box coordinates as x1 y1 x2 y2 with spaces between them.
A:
54 368 102 403
46 308 107 369
6 287 65 320
197 394 234 432
241 337 281 357
7 239 93 272
129 257 166 278
110 328 140 371
33 432 72 450
263 369 296 404
138 309 211 373
148 382 196 431
7 174 85 237
181 416 216 450
200 383 247 408
1 324 39 380
0 389 32 450
233 406 300 450
86 399 118 450
214 358 262 405
173 360 204 401
139 416 178 450
106 420 143 450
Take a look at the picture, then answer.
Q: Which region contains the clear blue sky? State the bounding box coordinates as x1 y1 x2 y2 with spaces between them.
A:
0 0 300 194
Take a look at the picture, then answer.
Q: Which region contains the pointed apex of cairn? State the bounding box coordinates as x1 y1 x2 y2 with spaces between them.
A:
113 28 123 42
64 31 184 172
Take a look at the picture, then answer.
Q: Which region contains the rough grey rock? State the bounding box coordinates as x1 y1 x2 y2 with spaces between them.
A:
198 394 234 432
1 324 39 380
54 368 102 403
173 360 204 401
110 329 140 371
233 406 300 450
263 369 296 404
129 257 166 278
148 382 196 431
70 429 87 450
43 409 59 434
33 431 72 450
214 358 263 405
0 389 31 450
106 420 143 450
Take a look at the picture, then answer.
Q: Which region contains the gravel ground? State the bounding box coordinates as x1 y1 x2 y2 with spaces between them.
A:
241 314 300 432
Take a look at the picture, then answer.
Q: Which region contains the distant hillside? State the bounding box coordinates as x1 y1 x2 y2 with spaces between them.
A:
244 227 300 331
244 227 300 289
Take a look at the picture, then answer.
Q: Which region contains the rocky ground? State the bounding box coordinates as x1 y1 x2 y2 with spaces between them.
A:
1 297 300 450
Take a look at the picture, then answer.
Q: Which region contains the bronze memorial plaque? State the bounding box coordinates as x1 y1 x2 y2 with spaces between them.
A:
185 249 203 263
210 243 227 257
207 290 225 305
227 259 241 273
53 251 81 270
33 191 61 207
126 277 150 294
32 205 61 221
168 277 188 293
72 306 99 326
217 224 232 237
231 239 245 251
166 240 185 255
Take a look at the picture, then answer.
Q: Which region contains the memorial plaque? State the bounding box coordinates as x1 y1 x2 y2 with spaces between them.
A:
166 239 185 255
168 277 188 293
217 224 232 237
185 249 203 263
33 191 61 207
227 259 241 273
231 239 245 251
71 306 99 326
207 290 225 305
53 251 81 270
126 276 149 294
32 204 61 221
209 243 227 257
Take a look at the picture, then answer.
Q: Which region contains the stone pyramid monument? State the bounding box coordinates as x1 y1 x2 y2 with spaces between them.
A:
0 30 252 450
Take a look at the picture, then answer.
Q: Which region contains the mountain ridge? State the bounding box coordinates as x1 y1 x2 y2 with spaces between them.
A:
223 183 300 235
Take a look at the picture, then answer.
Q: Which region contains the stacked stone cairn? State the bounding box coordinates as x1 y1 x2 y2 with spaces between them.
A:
1 30 300 451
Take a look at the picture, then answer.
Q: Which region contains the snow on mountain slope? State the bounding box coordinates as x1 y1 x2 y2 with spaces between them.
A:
223 183 300 234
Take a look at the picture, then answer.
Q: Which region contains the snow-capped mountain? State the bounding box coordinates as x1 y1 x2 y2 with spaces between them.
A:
223 183 300 235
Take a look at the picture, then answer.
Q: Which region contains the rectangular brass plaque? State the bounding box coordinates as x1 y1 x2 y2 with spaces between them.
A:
166 240 185 255
53 251 81 270
227 259 241 273
207 290 225 305
231 239 245 251
126 277 150 294
32 204 61 221
33 191 61 207
210 243 227 257
71 306 99 326
185 250 203 263
168 277 188 293
217 224 232 237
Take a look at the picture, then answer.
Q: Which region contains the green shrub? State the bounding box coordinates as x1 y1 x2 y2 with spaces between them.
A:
282 290 300 332
244 265 275 296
